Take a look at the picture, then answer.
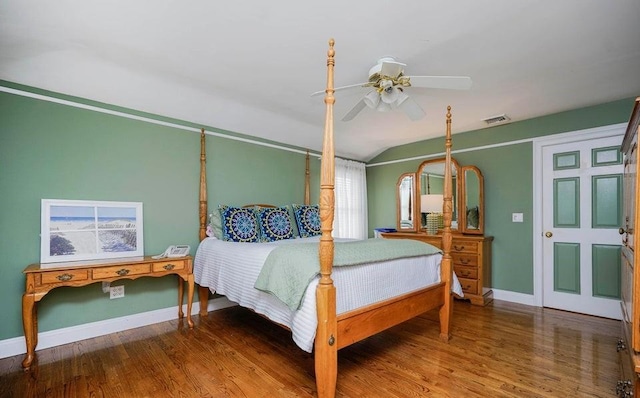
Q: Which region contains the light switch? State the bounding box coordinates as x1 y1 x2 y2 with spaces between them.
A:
512 213 524 222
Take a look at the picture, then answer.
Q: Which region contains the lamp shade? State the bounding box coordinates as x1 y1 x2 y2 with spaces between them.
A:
421 194 444 213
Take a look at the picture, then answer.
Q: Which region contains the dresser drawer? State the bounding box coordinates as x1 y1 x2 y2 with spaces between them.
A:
454 266 478 280
452 253 478 267
41 269 89 284
451 241 478 254
458 277 478 295
92 263 150 279
152 260 186 273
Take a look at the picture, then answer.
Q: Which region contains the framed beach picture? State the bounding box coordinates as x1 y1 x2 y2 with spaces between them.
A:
40 199 144 263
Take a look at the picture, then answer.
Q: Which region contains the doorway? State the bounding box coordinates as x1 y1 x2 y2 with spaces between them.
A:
533 124 625 319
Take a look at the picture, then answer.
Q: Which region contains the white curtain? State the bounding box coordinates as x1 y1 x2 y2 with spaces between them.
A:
334 157 368 239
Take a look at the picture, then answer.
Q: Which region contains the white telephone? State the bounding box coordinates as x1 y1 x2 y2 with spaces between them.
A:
152 245 191 259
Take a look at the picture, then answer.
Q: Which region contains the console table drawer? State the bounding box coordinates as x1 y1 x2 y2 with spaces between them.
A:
41 269 89 285
93 263 150 279
153 260 186 273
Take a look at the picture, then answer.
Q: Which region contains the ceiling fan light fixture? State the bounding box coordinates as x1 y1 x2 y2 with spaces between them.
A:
376 101 392 112
363 90 380 109
393 90 409 109
380 86 399 104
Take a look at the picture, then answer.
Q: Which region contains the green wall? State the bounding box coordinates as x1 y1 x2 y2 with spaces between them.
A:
1 78 635 343
0 83 318 341
366 97 635 295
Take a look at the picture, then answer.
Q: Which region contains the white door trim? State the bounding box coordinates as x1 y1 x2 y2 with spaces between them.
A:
532 123 626 307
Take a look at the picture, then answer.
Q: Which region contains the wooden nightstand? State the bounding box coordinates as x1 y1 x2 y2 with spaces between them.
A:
21 255 194 369
382 232 493 305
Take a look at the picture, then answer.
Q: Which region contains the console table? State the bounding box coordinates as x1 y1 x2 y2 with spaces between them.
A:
21 255 194 369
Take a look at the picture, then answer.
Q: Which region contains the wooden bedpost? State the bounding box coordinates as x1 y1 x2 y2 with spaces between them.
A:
198 128 210 316
315 38 338 398
304 150 311 205
439 106 453 342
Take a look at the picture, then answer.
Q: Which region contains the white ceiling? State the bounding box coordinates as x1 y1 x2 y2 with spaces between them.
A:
1 1 639 161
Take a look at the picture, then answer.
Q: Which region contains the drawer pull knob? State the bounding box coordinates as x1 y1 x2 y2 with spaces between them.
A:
460 258 470 265
116 269 130 276
461 271 470 277
453 245 465 251
57 273 73 281
163 264 175 271
617 339 627 352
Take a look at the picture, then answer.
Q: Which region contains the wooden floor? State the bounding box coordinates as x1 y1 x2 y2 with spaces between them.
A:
0 300 621 397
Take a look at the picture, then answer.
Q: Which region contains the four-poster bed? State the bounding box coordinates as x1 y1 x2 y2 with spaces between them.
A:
195 39 456 398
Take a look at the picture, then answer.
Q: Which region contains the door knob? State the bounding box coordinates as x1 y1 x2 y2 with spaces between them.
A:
545 231 553 238
620 227 626 235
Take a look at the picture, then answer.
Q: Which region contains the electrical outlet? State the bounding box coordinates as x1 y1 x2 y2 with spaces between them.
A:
109 285 125 299
512 212 524 222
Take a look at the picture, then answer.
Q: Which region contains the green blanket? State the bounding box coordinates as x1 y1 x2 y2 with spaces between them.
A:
254 238 441 311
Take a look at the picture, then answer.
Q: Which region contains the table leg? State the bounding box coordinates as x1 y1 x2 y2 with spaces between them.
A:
178 275 184 319
186 273 194 328
21 293 36 369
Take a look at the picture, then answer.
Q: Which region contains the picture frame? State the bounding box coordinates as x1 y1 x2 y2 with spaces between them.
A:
40 199 144 263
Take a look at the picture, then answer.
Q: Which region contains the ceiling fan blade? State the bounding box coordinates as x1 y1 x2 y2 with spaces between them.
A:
341 98 367 122
311 82 369 97
406 76 472 90
379 59 406 78
399 96 426 121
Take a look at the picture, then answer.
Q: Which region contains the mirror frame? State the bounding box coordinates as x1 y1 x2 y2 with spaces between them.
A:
396 172 417 232
460 165 484 235
415 157 461 233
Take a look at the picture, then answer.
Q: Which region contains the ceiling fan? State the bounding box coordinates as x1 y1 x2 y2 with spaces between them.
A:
312 57 472 122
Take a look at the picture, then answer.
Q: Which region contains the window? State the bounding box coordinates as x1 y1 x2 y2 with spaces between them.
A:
334 158 368 239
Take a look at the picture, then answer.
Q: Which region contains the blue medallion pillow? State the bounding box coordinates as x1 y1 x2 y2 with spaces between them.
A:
220 205 260 242
257 207 295 242
292 204 321 237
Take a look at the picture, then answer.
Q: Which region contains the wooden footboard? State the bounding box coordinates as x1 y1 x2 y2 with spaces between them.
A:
336 282 446 349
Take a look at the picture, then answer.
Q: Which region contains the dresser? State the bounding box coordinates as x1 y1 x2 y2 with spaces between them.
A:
21 255 194 370
382 232 493 305
619 97 640 397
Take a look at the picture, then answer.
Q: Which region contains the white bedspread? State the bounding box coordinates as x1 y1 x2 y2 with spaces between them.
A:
194 236 463 352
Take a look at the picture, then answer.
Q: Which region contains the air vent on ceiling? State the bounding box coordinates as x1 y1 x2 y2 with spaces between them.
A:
482 114 511 125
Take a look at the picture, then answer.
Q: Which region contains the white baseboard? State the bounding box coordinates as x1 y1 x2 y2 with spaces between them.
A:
0 296 236 360
492 288 537 306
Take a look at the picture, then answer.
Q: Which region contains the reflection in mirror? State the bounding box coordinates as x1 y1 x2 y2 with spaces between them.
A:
465 170 480 229
418 159 458 232
396 173 416 231
461 165 484 234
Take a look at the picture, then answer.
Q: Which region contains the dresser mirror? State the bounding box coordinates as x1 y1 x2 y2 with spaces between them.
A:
395 157 484 234
396 172 417 231
417 158 460 232
460 165 484 235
